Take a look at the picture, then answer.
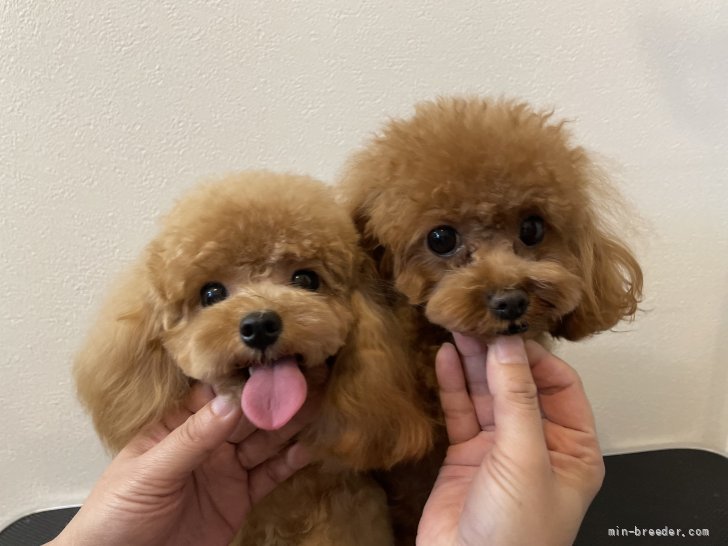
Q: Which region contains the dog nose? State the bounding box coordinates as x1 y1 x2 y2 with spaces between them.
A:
240 310 282 350
488 289 529 321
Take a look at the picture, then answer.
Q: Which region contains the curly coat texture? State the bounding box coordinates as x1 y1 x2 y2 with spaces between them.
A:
340 96 642 341
338 96 644 543
74 171 433 545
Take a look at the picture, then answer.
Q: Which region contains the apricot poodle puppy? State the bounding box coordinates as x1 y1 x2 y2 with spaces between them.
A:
75 171 433 545
341 96 642 342
338 96 643 542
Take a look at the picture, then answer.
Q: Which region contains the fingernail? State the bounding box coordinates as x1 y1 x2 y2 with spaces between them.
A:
492 336 527 364
211 395 237 416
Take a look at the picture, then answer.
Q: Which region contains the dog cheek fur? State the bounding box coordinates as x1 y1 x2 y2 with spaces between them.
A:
305 288 434 469
167 289 352 382
425 255 584 337
392 261 435 305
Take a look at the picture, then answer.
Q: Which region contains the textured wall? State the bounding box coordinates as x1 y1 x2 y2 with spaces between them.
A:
2 0 726 528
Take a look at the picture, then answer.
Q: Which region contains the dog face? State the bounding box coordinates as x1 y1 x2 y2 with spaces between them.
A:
340 97 642 341
147 173 363 431
147 174 357 389
75 172 432 466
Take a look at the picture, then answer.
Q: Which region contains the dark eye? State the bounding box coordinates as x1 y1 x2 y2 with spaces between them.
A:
200 282 228 307
427 225 460 256
291 270 320 291
519 216 545 246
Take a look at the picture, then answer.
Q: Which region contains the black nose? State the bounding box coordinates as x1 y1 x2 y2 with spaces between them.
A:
240 310 282 350
488 289 529 321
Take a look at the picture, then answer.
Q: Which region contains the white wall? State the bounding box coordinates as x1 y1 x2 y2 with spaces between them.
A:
2 0 726 528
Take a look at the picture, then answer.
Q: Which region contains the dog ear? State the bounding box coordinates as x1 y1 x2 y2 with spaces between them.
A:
74 263 188 453
553 227 642 340
353 205 433 308
349 205 394 281
309 273 433 469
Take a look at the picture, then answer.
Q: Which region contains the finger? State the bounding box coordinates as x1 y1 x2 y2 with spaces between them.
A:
486 336 547 456
143 395 242 480
526 341 598 434
124 385 224 458
124 403 196 458
248 443 312 504
436 342 481 444
452 332 495 427
186 383 216 413
160 383 215 433
207 384 256 443
227 415 258 444
236 391 321 468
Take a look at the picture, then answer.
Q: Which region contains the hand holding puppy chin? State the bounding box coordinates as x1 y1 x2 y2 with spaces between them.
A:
418 334 605 546
49 383 318 546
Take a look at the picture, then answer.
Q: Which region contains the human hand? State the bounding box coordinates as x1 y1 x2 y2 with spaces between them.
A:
418 335 605 546
50 383 319 546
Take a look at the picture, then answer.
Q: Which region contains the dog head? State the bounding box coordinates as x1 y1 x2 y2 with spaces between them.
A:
339 97 642 341
75 171 432 467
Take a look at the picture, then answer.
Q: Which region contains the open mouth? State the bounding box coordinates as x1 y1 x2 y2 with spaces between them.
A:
240 353 308 432
497 321 529 336
223 351 336 432
231 353 304 381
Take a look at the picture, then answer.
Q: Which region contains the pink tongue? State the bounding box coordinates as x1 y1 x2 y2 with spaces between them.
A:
241 357 307 431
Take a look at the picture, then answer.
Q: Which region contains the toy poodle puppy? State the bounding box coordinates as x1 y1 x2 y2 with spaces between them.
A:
340 96 642 342
74 171 433 545
338 96 643 542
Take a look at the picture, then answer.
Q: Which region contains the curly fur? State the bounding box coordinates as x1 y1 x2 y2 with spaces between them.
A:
74 171 433 545
340 96 642 341
338 96 644 542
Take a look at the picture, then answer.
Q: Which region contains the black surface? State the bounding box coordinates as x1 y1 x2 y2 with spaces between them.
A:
576 449 727 545
0 507 78 546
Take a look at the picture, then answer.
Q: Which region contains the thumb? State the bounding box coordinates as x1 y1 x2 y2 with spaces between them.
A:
144 395 242 479
486 336 547 455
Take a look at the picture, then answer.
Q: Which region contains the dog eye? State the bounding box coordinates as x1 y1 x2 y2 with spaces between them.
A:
200 282 228 307
291 270 320 291
427 225 460 256
519 216 545 246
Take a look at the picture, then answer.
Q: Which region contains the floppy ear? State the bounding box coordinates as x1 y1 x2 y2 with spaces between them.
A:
554 227 643 340
349 205 393 279
309 280 433 470
353 205 433 306
74 262 188 453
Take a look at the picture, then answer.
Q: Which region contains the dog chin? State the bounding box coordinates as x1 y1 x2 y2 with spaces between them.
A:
496 321 530 336
449 320 552 342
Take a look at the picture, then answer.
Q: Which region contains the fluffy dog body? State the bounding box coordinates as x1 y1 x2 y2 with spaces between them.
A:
339 96 643 542
75 171 433 545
